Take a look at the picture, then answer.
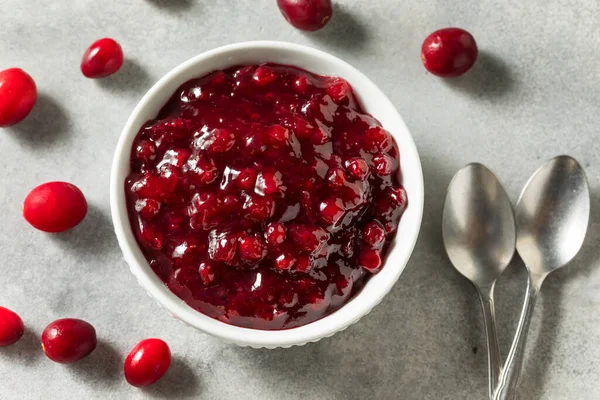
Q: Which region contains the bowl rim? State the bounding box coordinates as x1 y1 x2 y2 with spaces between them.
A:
110 40 424 348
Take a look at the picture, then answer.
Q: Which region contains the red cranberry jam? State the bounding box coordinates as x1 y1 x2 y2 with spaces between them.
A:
125 63 408 329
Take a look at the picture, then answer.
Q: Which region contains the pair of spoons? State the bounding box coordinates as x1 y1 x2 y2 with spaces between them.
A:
442 156 590 400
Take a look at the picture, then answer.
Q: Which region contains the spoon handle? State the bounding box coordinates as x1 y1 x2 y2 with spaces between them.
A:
478 286 503 400
493 275 540 400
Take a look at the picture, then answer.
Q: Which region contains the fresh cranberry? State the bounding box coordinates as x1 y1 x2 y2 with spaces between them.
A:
23 182 87 233
124 338 171 387
0 68 37 127
277 0 333 32
265 222 287 245
421 28 478 77
81 38 124 79
125 63 407 329
359 248 382 273
0 307 24 347
41 319 97 363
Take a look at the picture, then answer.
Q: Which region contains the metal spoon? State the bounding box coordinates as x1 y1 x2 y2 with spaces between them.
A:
493 156 590 400
443 163 516 400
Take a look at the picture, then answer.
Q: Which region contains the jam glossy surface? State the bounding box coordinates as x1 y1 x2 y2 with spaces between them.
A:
125 63 407 329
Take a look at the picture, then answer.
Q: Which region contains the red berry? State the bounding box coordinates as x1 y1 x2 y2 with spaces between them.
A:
359 248 382 273
293 75 312 94
288 224 328 253
294 255 312 273
137 220 165 250
311 125 331 145
0 307 24 347
183 153 219 186
159 148 191 168
198 261 217 285
372 153 395 176
366 126 393 153
222 194 239 212
265 125 290 144
238 234 267 262
188 192 222 231
81 38 124 79
124 338 171 387
237 168 258 191
388 186 408 207
275 253 296 271
265 222 287 245
256 168 284 195
41 318 97 364
196 128 236 153
135 139 157 162
319 197 345 225
362 220 386 248
131 172 176 202
326 78 354 106
421 28 478 77
326 167 347 188
208 229 238 262
23 182 88 233
0 68 37 127
253 66 278 86
346 158 369 180
135 198 161 219
242 194 275 221
277 0 333 32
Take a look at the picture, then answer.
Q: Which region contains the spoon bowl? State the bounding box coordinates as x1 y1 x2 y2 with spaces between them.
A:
443 163 516 289
494 155 590 400
516 156 590 278
443 163 516 399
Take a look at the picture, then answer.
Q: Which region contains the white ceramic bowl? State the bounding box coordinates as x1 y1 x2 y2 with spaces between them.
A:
110 41 424 348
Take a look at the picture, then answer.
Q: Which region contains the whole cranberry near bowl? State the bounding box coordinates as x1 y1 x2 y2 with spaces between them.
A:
110 42 423 348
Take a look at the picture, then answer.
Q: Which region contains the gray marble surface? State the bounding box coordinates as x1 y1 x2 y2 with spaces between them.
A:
1 1 599 399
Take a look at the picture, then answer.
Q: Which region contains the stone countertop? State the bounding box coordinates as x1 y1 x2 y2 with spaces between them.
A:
1 1 598 399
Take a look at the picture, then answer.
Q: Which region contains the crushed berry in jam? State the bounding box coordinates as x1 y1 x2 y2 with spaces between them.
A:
125 63 408 330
